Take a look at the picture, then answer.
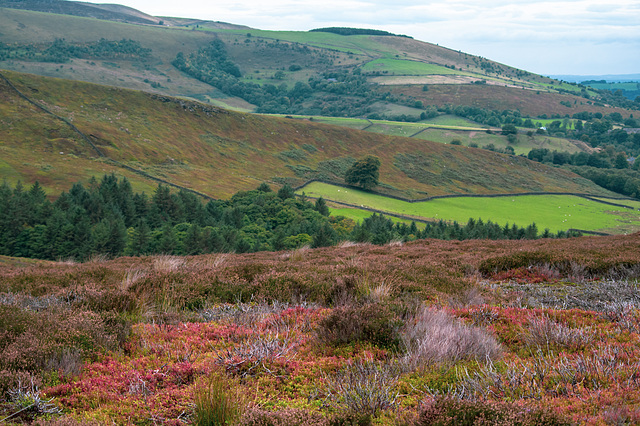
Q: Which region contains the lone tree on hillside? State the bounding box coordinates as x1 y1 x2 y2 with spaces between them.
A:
345 155 381 190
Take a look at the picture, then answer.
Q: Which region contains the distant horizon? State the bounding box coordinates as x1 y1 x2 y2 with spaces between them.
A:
548 73 640 82
109 0 640 76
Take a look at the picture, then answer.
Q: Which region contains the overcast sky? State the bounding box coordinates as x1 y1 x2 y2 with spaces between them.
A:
120 0 639 76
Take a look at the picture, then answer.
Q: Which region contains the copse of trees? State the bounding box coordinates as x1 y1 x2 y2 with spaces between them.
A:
526 147 640 199
309 27 412 38
345 155 381 190
0 175 344 260
351 214 579 244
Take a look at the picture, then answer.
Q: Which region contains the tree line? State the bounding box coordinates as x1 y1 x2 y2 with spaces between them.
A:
309 27 412 38
0 175 575 262
0 38 151 63
526 147 640 199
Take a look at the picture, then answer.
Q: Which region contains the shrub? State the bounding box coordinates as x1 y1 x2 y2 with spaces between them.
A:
322 359 400 418
239 407 327 426
214 333 295 377
193 373 244 426
238 407 372 426
478 251 554 276
316 302 402 349
0 306 122 373
0 370 40 399
524 313 595 351
400 307 502 368
5 378 61 423
416 397 570 426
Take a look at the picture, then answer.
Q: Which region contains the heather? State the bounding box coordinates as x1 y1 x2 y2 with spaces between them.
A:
0 234 639 424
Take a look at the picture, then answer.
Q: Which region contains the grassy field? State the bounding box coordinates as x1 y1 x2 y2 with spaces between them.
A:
361 58 467 76
214 28 393 56
299 181 640 234
412 129 583 155
330 207 424 228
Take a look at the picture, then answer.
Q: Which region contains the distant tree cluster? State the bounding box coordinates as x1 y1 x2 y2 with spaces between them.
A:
526 147 640 198
352 214 578 245
0 38 151 63
173 40 420 117
345 155 381 190
309 27 412 38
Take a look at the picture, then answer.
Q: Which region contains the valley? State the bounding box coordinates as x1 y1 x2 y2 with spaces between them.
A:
1 2 640 425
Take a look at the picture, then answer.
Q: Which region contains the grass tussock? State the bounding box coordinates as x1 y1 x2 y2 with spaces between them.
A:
524 313 595 352
152 254 186 272
193 373 244 426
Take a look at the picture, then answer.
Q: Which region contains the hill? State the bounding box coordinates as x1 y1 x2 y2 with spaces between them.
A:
0 69 613 200
0 0 162 24
0 4 637 119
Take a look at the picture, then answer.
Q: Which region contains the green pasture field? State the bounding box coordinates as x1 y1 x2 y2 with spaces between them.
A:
300 182 640 234
534 118 580 129
330 207 424 229
361 58 465 76
591 198 640 209
214 29 394 56
423 115 486 127
410 128 581 155
528 79 589 95
280 115 487 134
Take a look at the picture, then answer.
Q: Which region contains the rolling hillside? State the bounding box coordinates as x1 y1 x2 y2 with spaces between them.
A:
0 69 614 200
0 3 636 119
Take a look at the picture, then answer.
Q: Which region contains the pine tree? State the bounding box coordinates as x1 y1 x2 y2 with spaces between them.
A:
314 197 329 216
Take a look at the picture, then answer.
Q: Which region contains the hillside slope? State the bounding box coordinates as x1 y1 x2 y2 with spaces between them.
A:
0 69 614 199
0 5 635 119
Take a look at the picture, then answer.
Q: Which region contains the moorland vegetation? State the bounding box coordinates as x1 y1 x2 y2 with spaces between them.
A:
1 3 640 425
1 235 640 424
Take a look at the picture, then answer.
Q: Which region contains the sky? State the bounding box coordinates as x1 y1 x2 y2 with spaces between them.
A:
118 0 639 76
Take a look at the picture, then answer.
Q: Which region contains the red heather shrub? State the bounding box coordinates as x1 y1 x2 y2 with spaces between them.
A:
491 267 557 283
0 305 123 374
416 397 571 426
239 407 329 426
